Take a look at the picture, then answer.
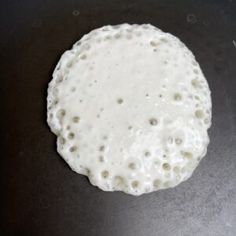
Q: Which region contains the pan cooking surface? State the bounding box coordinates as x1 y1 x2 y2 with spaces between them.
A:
1 0 236 235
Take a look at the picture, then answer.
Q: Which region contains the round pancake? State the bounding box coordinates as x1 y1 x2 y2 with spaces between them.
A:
47 24 212 196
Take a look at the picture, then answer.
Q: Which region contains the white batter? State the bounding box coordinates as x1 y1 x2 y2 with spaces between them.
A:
47 24 212 195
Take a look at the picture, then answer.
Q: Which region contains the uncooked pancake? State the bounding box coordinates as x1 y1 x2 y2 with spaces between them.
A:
47 24 212 196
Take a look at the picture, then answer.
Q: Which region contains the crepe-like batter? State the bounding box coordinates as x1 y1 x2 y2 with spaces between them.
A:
47 24 212 195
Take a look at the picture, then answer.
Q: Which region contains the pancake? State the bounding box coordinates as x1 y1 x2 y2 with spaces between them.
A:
47 24 212 195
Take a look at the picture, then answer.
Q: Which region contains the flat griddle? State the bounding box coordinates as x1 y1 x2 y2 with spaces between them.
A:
1 0 236 235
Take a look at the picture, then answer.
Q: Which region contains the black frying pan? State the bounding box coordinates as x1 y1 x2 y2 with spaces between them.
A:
1 0 236 235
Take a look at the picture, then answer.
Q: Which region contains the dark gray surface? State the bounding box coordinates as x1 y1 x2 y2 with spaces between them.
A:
1 0 236 235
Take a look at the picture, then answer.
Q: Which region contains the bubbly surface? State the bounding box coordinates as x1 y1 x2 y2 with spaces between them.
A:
47 24 212 195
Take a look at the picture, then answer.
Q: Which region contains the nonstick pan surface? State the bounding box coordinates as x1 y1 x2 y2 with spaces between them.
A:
1 0 236 235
